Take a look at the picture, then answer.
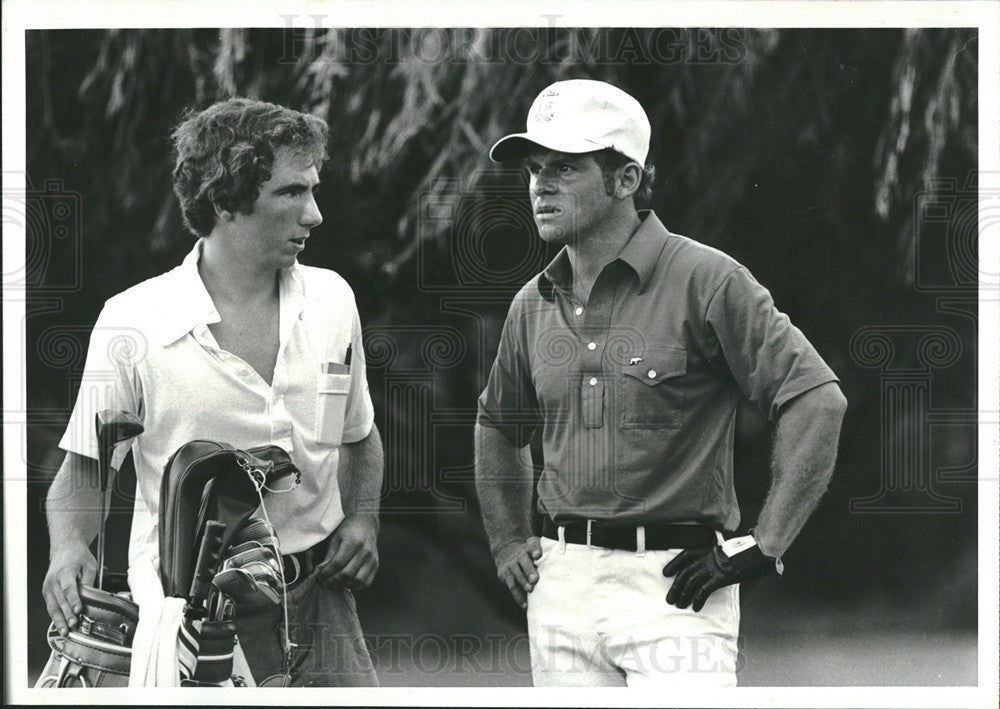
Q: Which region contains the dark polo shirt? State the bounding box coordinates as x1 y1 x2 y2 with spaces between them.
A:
477 211 838 531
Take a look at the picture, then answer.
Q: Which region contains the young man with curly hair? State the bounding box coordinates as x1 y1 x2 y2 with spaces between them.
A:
42 98 382 686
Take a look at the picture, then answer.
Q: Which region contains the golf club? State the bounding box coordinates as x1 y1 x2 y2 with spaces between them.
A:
95 409 144 590
189 520 227 616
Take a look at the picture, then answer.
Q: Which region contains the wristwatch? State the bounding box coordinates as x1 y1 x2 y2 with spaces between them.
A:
727 531 784 576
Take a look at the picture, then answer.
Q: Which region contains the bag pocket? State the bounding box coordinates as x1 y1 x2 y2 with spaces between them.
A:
620 347 687 428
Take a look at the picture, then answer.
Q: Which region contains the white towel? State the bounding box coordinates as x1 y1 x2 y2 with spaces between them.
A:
127 554 254 686
128 555 184 686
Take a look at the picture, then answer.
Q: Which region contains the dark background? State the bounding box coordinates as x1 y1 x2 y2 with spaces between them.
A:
22 28 979 685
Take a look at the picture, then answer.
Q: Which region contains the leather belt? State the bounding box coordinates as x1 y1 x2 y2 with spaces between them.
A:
542 517 716 551
282 536 329 587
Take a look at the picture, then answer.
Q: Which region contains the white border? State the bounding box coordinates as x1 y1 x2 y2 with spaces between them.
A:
3 2 998 707
976 3 1000 704
1 0 996 29
2 6 29 700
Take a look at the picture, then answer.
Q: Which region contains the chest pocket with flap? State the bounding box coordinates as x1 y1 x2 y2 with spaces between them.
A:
620 346 687 428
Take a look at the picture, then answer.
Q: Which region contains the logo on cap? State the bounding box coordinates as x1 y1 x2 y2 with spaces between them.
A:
534 88 559 122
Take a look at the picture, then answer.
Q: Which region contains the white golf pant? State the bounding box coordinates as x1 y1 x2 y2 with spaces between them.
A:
526 533 740 687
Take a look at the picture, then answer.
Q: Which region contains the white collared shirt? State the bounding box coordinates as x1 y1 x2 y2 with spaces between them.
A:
59 239 374 565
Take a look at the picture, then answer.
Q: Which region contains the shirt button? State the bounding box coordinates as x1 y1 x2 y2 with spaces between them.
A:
648 370 657 379
575 307 584 316
587 342 597 351
589 377 597 386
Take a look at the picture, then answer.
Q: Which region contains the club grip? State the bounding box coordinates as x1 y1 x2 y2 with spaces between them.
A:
189 521 227 607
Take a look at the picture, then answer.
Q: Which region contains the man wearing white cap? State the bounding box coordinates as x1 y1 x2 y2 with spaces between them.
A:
475 79 847 686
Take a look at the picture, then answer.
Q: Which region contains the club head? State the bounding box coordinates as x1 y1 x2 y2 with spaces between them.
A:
96 409 144 447
213 566 282 605
94 409 143 591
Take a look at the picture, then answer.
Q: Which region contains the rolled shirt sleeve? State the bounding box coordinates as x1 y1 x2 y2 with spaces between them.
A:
341 307 375 444
477 292 541 449
705 267 839 422
58 300 145 462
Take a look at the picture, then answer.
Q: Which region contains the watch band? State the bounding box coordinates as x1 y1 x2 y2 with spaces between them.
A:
746 529 784 576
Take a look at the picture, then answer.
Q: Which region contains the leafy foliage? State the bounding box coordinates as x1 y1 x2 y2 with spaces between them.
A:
25 28 978 626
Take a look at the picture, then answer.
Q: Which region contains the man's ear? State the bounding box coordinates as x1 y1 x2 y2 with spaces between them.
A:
615 162 642 200
214 202 236 222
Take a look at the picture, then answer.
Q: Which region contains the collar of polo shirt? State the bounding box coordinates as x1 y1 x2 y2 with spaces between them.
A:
146 238 306 348
540 211 671 298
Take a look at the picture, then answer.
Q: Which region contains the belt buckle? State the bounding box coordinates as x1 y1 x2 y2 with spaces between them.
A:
586 519 593 548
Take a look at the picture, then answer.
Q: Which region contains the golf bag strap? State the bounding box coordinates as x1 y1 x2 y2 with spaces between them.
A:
232 638 256 686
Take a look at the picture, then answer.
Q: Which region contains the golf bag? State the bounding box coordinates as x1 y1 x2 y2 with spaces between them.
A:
37 438 299 688
38 585 138 687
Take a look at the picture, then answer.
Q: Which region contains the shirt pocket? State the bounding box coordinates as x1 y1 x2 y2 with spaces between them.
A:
316 372 351 445
620 346 687 428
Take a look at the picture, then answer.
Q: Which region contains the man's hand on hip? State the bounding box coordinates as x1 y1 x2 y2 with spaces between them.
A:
316 514 379 590
42 540 97 636
495 537 542 609
662 535 779 612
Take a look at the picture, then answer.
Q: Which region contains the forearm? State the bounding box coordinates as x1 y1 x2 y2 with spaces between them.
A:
46 452 104 553
754 382 848 557
44 452 105 632
338 424 384 523
474 423 534 560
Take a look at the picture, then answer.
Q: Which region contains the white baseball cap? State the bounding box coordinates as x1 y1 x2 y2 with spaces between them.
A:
489 79 651 165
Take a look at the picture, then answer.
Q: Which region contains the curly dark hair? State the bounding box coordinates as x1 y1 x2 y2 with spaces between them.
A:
171 98 329 237
593 148 656 207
